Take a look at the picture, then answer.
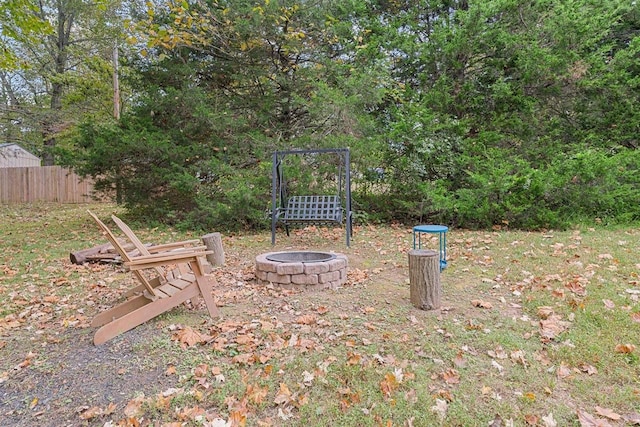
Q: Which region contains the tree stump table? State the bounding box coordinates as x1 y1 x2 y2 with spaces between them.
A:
202 232 225 266
408 249 441 310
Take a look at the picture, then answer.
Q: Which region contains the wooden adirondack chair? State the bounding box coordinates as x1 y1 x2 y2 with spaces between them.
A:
87 211 220 345
110 214 206 292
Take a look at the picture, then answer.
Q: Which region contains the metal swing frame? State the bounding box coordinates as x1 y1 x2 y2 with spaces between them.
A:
271 148 353 246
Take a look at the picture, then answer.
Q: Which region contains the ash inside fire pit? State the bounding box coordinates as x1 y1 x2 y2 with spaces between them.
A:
266 251 336 263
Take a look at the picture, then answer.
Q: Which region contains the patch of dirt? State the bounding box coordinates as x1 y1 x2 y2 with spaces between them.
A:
0 323 177 426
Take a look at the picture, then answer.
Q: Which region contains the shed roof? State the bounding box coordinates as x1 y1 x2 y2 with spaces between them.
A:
0 143 40 160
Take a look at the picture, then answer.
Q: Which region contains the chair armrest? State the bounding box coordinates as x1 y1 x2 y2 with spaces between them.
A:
125 249 213 270
146 239 202 253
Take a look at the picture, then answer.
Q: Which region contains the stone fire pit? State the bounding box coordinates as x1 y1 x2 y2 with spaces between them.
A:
255 251 348 290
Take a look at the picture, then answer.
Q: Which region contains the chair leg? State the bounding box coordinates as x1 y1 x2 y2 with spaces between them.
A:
195 274 220 318
94 284 201 345
91 294 151 327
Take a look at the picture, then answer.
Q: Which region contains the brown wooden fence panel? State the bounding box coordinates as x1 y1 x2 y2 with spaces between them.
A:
0 166 96 204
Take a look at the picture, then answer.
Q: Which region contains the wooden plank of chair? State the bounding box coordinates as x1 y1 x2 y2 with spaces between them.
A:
112 215 202 254
112 214 212 281
111 214 171 280
179 273 195 283
111 215 149 255
156 282 181 297
168 277 192 290
125 252 211 270
87 210 158 298
146 240 202 252
93 282 202 345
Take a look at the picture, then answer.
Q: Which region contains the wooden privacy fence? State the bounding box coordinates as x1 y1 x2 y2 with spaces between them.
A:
0 166 96 204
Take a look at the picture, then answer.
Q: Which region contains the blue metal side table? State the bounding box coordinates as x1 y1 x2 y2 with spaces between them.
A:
413 225 448 271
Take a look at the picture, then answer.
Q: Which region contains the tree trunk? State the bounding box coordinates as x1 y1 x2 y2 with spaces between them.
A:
202 232 225 266
408 249 441 310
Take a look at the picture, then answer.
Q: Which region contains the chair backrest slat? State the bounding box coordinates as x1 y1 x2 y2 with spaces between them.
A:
87 210 157 296
111 215 152 256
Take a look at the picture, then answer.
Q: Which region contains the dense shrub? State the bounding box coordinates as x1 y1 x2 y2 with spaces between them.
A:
366 147 640 230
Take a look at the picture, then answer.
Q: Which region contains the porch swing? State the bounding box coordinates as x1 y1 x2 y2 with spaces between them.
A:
270 148 353 246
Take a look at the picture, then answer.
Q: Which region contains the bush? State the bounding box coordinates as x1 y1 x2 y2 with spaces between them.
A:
361 145 640 230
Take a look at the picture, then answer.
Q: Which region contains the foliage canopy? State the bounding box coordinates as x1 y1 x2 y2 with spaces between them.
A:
4 0 639 230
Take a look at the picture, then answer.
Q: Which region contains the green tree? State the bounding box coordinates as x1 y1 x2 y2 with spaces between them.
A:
74 0 387 229
72 0 639 230
352 0 639 226
0 0 51 69
1 0 125 164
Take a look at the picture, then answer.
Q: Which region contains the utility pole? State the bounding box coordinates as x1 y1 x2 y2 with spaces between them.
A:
113 42 120 120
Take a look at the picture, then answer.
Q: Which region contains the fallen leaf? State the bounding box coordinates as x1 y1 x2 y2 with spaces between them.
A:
542 412 557 427
556 364 571 379
80 406 104 420
346 352 362 366
488 346 508 359
434 389 453 402
453 351 466 368
578 363 598 375
577 409 613 427
380 372 399 398
273 383 292 405
430 399 448 421
123 395 145 418
295 314 317 325
537 306 554 319
229 410 247 426
540 315 568 341
510 350 528 368
614 344 636 354
172 326 208 348
471 299 493 309
441 368 460 384
246 383 268 405
177 406 206 421
194 363 208 378
317 306 329 315
595 406 621 421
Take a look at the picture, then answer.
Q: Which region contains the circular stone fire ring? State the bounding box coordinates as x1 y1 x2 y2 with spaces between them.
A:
255 251 348 290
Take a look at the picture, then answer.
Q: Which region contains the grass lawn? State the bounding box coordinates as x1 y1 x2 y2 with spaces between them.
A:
0 203 639 426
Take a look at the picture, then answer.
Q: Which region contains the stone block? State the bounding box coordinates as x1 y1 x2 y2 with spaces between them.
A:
340 268 348 282
327 258 347 272
255 269 268 281
255 253 278 273
267 272 292 284
276 262 304 275
304 262 330 274
291 273 319 285
319 270 341 283
328 280 342 289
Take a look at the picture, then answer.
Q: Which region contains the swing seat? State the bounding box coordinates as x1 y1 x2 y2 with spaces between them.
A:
277 195 343 235
283 195 343 222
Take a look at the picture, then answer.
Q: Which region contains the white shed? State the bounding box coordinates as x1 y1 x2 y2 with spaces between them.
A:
0 143 41 168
